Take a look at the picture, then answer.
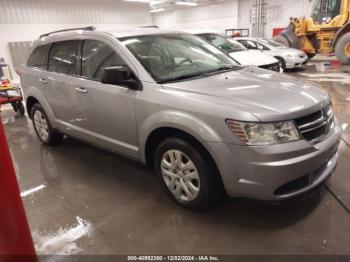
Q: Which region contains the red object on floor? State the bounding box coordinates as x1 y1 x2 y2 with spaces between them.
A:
331 60 341 69
272 28 285 37
0 115 37 260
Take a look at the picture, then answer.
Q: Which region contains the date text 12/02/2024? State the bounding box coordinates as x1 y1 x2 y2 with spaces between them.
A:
127 256 220 261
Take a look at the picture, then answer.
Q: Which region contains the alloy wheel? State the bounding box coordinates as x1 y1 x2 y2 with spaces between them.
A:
34 110 49 141
160 150 200 201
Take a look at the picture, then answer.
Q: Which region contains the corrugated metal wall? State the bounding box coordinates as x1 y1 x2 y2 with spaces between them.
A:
0 0 152 72
8 41 32 69
0 0 151 24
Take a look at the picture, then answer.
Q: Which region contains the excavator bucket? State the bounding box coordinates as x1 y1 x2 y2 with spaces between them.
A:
273 23 301 49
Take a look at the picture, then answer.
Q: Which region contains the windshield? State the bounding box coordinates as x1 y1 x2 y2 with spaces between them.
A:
120 34 239 83
312 0 341 23
198 33 247 53
258 38 285 48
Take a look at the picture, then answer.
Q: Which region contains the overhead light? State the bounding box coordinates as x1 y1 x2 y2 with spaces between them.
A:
124 0 164 2
124 0 150 2
175 1 197 6
150 8 165 12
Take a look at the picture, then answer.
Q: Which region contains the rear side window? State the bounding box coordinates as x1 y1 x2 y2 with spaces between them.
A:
48 40 80 75
27 44 51 70
82 40 126 81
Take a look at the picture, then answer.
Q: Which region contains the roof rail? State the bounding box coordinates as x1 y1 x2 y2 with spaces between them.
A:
39 26 96 39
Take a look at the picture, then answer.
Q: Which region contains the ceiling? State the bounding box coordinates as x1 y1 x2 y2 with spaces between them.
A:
148 0 230 12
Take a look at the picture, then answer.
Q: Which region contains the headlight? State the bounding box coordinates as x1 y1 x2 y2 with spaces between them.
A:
226 120 300 145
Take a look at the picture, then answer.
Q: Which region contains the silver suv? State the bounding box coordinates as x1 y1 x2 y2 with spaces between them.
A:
20 27 341 209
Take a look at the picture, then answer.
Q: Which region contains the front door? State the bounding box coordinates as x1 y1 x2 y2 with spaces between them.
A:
70 39 139 158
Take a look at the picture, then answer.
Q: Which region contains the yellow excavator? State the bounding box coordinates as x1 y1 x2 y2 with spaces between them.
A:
274 0 350 64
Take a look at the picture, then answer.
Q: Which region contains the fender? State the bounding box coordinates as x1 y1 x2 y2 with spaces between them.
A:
331 23 350 48
138 110 222 163
25 86 58 129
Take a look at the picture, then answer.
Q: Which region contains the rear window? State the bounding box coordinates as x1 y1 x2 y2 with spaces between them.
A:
27 44 51 70
48 40 80 75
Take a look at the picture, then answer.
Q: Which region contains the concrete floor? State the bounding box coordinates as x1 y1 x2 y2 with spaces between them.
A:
2 58 350 255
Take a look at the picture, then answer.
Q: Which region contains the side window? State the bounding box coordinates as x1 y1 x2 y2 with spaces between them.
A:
242 40 258 49
48 40 80 75
27 44 51 70
254 41 266 50
82 40 126 81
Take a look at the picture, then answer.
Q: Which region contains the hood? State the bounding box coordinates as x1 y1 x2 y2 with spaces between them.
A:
270 46 306 56
161 67 330 122
229 50 278 66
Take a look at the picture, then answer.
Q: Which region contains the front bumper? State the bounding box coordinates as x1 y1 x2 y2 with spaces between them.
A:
205 119 342 201
258 62 280 72
285 56 308 69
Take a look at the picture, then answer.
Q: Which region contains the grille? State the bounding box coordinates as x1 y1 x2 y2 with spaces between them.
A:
259 62 280 72
294 104 334 143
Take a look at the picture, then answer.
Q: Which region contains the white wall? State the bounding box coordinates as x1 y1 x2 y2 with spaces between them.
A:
236 0 314 37
152 1 239 33
153 0 314 37
0 0 152 72
262 0 314 38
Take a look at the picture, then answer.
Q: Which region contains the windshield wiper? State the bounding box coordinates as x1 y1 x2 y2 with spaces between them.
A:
158 72 209 84
205 64 241 75
158 65 241 84
216 64 241 71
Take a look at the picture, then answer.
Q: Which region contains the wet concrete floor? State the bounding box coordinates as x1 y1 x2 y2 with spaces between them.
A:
2 59 350 255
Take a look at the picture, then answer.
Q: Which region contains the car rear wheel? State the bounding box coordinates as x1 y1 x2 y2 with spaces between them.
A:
31 103 64 145
154 137 223 209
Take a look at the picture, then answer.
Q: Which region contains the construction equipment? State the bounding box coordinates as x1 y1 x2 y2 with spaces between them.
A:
274 0 350 64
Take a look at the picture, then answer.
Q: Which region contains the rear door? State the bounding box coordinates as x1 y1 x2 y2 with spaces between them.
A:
43 40 82 124
22 43 52 114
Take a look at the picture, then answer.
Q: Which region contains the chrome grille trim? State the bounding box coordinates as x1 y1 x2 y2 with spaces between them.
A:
299 111 334 133
294 104 334 143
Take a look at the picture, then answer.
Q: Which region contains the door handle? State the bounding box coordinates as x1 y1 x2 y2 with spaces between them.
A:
39 78 48 84
75 87 88 94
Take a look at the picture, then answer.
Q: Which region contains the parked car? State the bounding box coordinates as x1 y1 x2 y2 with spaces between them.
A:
236 37 308 70
190 31 281 72
20 27 341 209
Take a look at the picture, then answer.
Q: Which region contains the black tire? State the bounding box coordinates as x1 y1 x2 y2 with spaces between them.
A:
31 103 64 146
335 32 350 64
154 137 224 210
17 102 25 116
275 56 286 70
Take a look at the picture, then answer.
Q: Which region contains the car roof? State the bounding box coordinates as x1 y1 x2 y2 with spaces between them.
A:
105 27 187 38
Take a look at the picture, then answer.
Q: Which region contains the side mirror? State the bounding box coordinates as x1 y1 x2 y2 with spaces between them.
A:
101 66 141 90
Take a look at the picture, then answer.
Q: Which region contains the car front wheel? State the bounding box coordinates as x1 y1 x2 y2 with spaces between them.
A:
155 137 223 209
